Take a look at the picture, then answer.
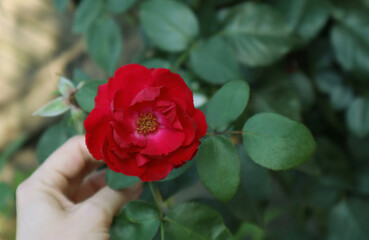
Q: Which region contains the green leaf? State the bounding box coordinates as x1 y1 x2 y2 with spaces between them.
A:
235 223 263 240
53 0 70 13
288 72 315 109
328 198 369 240
314 70 343 94
243 112 316 170
165 202 233 240
346 98 369 138
106 169 140 190
275 0 330 43
252 78 302 121
75 80 106 112
329 85 354 111
107 0 136 14
160 158 195 182
239 146 271 203
142 58 171 69
222 2 295 66
206 80 250 131
189 37 240 84
73 68 91 82
73 0 104 33
331 3 369 78
140 0 199 52
86 17 123 74
197 136 240 202
58 77 75 97
33 97 70 117
158 160 198 200
225 184 262 224
110 200 160 240
36 122 69 164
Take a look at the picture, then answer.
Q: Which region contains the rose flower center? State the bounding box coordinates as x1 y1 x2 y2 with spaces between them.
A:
136 113 159 135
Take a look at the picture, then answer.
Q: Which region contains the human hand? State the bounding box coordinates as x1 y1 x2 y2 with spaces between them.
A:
16 136 142 240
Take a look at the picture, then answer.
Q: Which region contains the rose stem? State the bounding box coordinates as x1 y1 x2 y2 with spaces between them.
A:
149 182 165 240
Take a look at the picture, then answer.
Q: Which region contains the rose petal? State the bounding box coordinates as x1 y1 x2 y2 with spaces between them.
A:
101 136 120 172
130 87 162 106
192 109 207 138
166 141 200 166
84 107 110 160
181 114 196 146
156 100 177 124
95 83 110 107
136 154 150 167
108 64 153 106
152 68 194 112
141 129 185 155
112 122 147 148
139 160 173 181
110 151 147 176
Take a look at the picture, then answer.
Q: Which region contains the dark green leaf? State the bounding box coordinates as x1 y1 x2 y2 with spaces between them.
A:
197 136 240 202
225 184 262 224
288 72 315 109
314 70 343 94
243 113 316 170
86 17 123 74
239 146 271 203
331 3 369 78
142 58 171 69
189 37 240 84
252 79 302 121
158 160 198 200
73 68 91 82
275 0 330 43
110 200 160 240
107 0 136 14
346 97 369 138
75 80 106 112
329 85 354 111
165 202 233 240
222 2 295 66
235 223 263 240
73 0 103 33
106 169 140 190
32 97 70 117
36 122 69 164
160 158 195 182
206 80 250 131
328 198 369 240
140 0 199 52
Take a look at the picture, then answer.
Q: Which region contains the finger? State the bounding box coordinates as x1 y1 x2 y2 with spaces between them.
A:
31 136 103 192
73 170 107 203
82 182 143 219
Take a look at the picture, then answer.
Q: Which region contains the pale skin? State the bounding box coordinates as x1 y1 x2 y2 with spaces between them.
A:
16 136 143 240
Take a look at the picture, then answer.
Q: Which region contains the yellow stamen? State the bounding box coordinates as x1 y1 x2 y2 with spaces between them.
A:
136 113 158 135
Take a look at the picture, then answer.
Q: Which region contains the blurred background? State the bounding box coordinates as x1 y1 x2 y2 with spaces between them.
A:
0 1 142 238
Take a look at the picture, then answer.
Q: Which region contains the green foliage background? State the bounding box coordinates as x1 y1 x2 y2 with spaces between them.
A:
2 0 369 239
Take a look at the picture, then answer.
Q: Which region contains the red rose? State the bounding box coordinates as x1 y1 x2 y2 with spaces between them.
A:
84 64 207 181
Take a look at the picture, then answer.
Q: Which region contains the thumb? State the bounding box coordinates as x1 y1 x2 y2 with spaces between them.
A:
81 182 142 220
